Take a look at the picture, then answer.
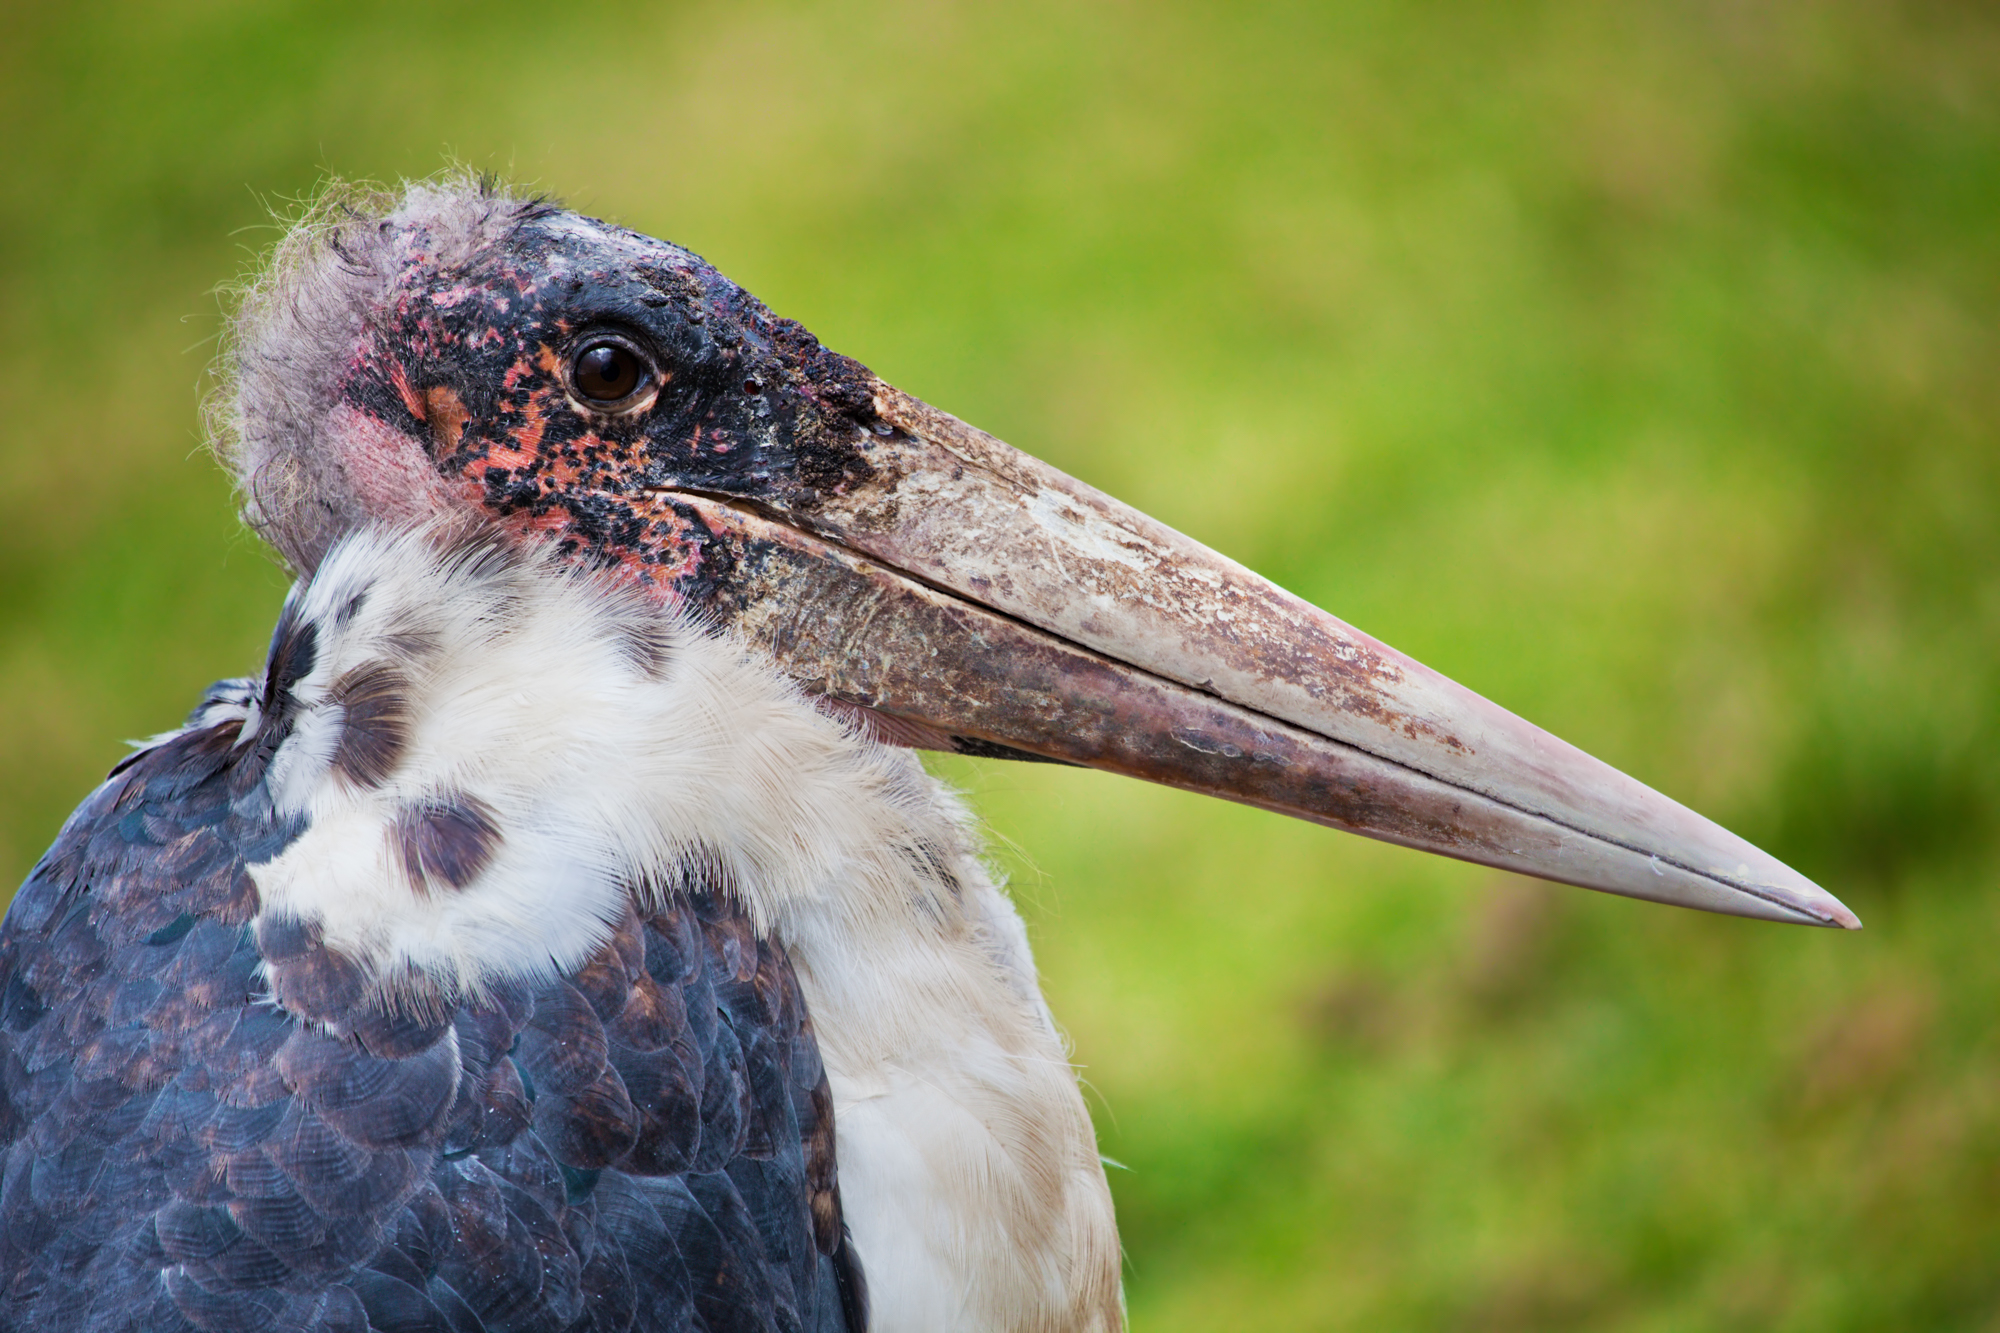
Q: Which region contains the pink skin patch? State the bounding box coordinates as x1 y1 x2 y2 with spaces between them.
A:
327 402 471 530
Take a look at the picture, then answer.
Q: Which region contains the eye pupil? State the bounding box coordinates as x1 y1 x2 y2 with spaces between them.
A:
573 341 644 403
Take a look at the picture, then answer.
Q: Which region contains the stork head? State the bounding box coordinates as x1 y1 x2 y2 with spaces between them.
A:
222 177 1856 929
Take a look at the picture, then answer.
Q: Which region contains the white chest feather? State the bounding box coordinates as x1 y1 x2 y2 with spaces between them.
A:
234 527 1121 1332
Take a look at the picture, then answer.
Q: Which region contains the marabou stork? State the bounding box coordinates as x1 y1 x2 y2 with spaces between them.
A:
0 179 1856 1333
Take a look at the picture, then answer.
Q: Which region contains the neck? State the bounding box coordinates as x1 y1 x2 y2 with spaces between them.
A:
241 524 1121 1332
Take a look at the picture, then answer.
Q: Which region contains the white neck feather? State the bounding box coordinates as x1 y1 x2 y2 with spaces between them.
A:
236 527 1121 1332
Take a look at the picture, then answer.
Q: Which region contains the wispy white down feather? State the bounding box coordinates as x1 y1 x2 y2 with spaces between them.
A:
213 176 535 577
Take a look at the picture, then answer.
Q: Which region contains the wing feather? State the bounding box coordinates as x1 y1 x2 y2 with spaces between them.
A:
0 706 864 1331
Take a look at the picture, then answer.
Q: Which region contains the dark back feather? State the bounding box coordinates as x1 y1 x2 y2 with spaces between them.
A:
0 681 864 1332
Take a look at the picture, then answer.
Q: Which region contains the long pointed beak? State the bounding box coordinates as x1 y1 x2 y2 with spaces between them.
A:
637 385 1856 929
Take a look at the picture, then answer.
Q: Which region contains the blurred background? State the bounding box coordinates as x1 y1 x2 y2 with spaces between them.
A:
2 0 1996 1326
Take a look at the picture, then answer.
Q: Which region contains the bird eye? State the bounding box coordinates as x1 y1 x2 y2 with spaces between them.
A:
569 338 649 406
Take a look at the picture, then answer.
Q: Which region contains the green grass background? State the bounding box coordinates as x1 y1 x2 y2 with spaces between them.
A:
2 1 1996 1326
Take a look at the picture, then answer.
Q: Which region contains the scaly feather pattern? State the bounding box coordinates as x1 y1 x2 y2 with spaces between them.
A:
0 524 1119 1332
0 528 862 1332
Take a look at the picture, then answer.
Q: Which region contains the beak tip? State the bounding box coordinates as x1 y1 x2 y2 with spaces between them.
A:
1786 882 1861 930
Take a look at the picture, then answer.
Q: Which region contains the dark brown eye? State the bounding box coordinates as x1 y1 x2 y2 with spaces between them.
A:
571 339 646 404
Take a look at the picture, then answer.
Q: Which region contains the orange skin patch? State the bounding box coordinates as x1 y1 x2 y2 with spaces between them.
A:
330 202 882 633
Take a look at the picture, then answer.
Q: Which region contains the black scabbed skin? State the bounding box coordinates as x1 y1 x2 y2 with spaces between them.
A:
331 197 1054 768
342 201 884 606
0 641 864 1330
